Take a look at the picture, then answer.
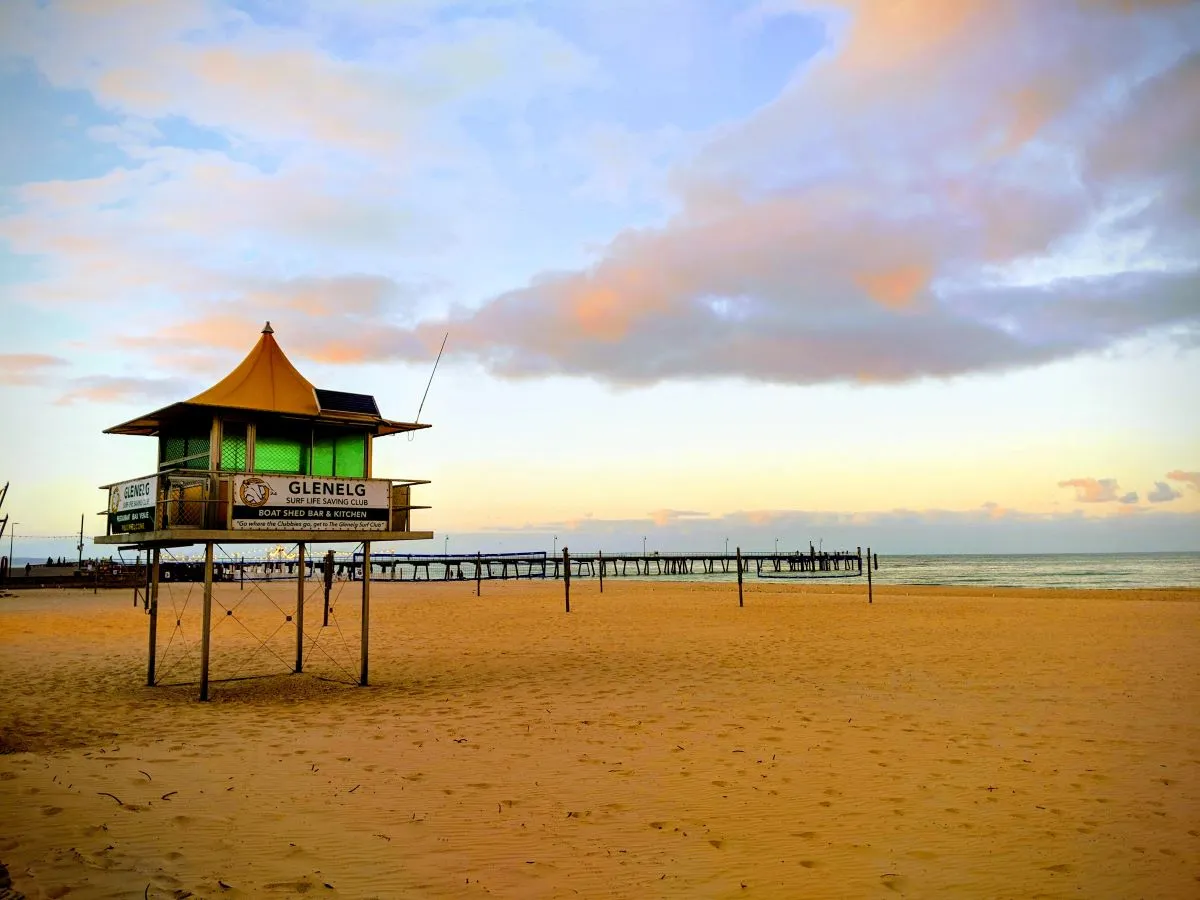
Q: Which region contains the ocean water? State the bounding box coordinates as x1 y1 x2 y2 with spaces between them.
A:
617 553 1200 590
867 553 1200 590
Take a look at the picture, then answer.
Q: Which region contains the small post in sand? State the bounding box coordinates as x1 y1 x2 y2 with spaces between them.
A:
295 542 305 673
867 546 873 604
199 541 214 701
360 541 371 686
476 551 482 596
146 548 160 686
598 549 604 594
323 549 334 626
563 547 571 613
736 546 744 608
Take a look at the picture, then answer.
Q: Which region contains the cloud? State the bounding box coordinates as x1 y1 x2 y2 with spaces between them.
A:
647 509 710 527
1058 477 1140 504
0 354 68 386
56 375 195 406
2 0 1197 392
1167 470 1200 492
0 0 597 158
1147 481 1183 503
110 274 432 370
314 1 1200 386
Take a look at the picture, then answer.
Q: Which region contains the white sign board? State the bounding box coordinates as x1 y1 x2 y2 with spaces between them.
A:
231 475 390 531
108 475 158 533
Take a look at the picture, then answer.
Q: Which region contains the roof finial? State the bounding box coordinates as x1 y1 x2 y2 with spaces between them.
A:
262 321 274 335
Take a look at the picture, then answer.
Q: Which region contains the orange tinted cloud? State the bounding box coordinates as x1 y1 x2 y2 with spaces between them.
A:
839 0 998 73
0 354 68 386
1058 477 1139 504
1167 470 1200 491
855 264 930 310
1003 78 1072 151
572 286 634 341
55 375 191 406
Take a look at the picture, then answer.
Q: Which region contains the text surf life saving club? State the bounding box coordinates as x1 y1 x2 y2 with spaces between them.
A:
231 475 390 530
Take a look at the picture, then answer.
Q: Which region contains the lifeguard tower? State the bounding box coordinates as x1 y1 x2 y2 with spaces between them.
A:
95 322 432 699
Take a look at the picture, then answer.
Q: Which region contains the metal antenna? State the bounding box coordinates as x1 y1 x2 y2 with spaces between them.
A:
409 333 448 441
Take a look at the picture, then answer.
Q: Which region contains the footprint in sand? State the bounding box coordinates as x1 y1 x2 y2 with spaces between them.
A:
881 873 909 893
42 806 64 816
264 878 317 893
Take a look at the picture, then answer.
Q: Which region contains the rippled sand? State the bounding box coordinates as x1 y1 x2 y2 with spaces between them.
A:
1 579 1197 898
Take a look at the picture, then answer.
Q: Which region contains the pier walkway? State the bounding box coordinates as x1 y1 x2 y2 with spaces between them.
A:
348 549 872 581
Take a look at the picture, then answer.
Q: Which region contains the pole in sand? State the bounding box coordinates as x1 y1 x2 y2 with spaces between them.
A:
199 541 214 701
476 551 482 596
146 548 160 686
295 542 305 673
323 549 334 626
867 546 873 604
736 546 744 608
563 547 571 613
360 541 371 686
598 549 604 594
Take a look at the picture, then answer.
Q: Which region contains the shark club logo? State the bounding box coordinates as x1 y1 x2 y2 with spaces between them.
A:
108 487 120 514
238 477 272 509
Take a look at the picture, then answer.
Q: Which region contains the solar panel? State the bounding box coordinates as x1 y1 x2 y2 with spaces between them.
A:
315 388 380 416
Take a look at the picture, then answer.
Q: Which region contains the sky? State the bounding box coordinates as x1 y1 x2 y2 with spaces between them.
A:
0 0 1198 559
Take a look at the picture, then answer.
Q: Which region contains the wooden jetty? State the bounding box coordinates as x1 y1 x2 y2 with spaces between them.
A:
344 548 874 582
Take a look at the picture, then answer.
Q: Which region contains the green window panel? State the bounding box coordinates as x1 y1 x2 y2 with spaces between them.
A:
160 432 210 471
161 436 187 463
220 430 247 471
311 435 335 477
334 433 365 477
255 432 307 475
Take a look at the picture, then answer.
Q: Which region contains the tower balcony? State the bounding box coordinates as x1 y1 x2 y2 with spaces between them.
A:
96 470 431 547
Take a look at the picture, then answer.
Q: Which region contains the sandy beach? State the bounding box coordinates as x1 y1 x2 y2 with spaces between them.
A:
1 579 1197 899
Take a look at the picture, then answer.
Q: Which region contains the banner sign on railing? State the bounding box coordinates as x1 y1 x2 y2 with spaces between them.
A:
108 475 158 534
231 475 390 531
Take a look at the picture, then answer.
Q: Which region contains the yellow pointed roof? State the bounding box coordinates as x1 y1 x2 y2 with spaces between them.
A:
104 322 430 437
187 322 319 415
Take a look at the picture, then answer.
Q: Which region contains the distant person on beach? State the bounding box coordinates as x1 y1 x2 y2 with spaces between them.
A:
25 563 32 576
